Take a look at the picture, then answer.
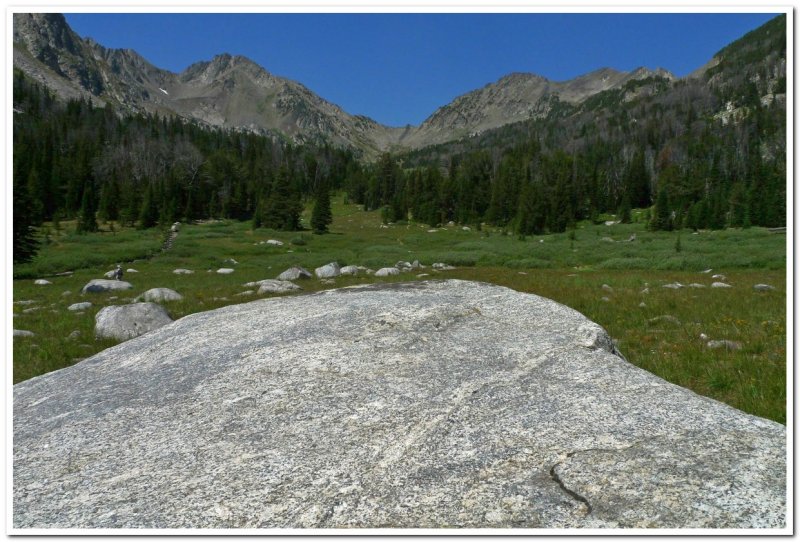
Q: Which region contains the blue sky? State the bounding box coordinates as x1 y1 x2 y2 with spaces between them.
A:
64 13 778 127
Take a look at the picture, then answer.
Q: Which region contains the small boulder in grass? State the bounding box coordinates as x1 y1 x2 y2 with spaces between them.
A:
711 282 732 289
136 288 183 303
375 267 400 277
173 269 195 275
277 267 313 281
216 268 235 275
34 279 51 286
13 330 35 337
707 340 743 351
754 284 776 292
68 302 92 312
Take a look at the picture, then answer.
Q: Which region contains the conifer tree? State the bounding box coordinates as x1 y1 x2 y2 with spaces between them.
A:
138 182 158 229
13 171 40 262
311 180 333 234
651 185 672 231
76 181 98 233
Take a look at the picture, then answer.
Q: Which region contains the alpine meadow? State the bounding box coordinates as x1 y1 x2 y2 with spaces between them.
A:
10 12 789 531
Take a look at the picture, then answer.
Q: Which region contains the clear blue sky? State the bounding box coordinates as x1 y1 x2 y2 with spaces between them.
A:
64 13 778 127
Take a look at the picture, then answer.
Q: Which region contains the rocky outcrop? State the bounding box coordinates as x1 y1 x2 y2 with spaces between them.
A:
94 302 173 341
13 280 785 529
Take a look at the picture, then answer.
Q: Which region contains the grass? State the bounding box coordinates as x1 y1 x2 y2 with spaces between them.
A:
12 196 787 423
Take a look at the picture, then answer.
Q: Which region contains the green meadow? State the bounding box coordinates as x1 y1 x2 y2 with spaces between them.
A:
13 197 787 423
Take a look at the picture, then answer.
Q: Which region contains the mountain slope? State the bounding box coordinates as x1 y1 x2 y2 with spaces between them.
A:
12 13 781 158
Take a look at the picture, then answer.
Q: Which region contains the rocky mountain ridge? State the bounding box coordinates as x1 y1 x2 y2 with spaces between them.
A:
13 13 761 158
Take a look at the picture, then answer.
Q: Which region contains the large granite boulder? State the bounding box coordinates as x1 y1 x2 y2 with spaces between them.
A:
94 302 173 341
81 279 133 294
13 280 785 529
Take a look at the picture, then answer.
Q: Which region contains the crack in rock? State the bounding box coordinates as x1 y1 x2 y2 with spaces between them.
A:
549 462 592 515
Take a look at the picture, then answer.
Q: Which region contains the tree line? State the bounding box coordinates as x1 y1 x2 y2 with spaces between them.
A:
13 69 346 262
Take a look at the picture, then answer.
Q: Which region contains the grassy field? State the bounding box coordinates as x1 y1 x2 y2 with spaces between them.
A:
12 197 787 423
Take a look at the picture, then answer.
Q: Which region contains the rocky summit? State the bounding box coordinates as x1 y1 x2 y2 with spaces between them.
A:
13 280 785 529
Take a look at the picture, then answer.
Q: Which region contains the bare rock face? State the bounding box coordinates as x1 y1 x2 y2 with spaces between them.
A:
94 302 173 341
13 280 785 529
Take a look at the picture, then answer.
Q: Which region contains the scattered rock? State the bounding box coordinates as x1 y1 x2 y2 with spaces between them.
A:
216 268 235 275
265 239 284 246
447 221 455 226
688 283 706 288
707 340 743 351
604 220 617 226
68 302 92 312
518 272 528 275
626 234 637 242
223 258 238 265
171 222 181 233
701 269 713 274
54 271 73 276
34 279 51 286
256 280 302 295
81 280 133 294
662 283 683 289
340 265 359 276
432 263 456 271
136 288 183 303
95 303 173 342
61 291 71 297
600 237 614 243
126 269 139 273
396 261 412 271
14 330 35 337
277 267 313 281
700 333 708 341
711 282 732 289
640 288 650 294
411 260 422 269
600 296 610 302
14 300 36 306
315 262 341 279
648 315 681 326
103 270 117 279
462 226 471 231
374 267 400 277
639 302 646 308
22 307 41 314
417 273 430 278
68 330 81 340
320 279 336 285
712 274 727 281
11 280 787 528
754 284 776 292
173 269 195 275
427 229 438 233
601 284 613 292
235 290 255 297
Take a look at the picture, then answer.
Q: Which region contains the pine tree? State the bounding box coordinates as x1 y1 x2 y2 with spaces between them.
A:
138 182 158 229
13 171 40 263
76 181 98 234
651 185 672 231
311 180 333 234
